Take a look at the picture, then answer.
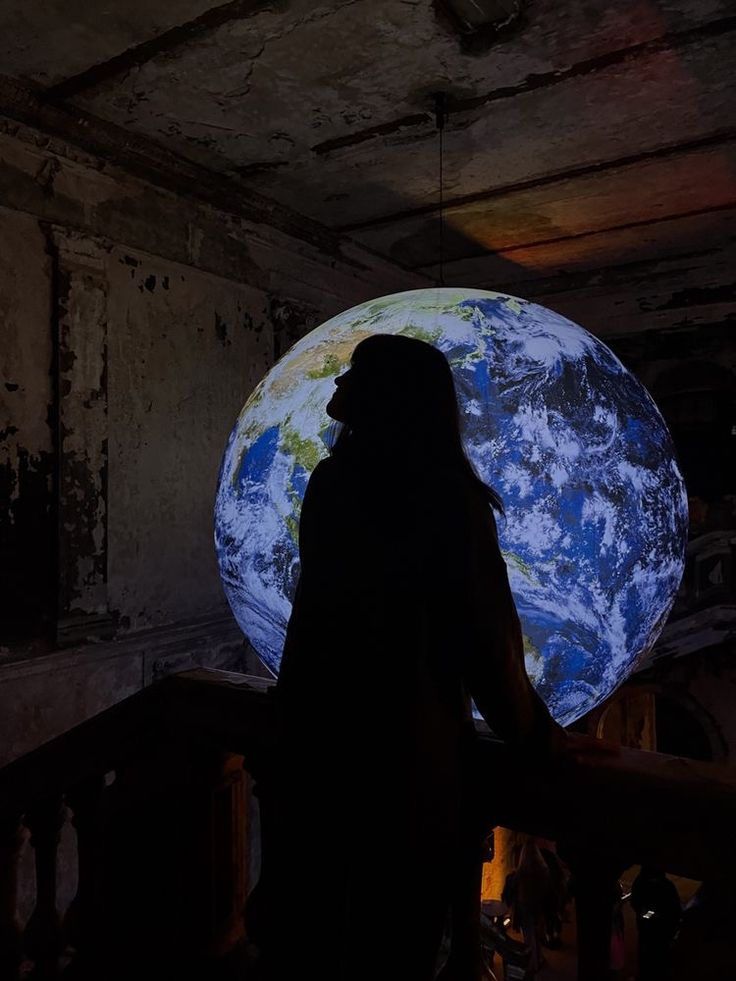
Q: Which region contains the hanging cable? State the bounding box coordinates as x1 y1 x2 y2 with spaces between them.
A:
433 92 447 287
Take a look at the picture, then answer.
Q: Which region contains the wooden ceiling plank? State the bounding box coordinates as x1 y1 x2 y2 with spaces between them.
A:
351 145 736 270
316 13 736 159
463 244 736 337
418 208 736 288
44 0 275 104
338 129 736 235
238 31 736 228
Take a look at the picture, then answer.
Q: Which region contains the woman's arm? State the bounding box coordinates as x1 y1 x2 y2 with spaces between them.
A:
457 502 566 756
276 458 342 694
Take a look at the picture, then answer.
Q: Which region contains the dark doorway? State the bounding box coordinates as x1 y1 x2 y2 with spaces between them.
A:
654 696 713 761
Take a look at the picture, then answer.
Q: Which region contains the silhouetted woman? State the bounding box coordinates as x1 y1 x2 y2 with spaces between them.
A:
267 334 565 981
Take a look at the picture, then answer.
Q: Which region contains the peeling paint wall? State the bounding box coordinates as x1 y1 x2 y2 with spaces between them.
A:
0 207 54 643
50 230 113 644
106 248 272 632
0 115 426 759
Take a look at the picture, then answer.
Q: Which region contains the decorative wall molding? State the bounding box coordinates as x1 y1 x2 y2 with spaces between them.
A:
44 227 113 646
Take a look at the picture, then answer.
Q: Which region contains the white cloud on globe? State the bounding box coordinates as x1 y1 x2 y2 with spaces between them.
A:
214 288 688 726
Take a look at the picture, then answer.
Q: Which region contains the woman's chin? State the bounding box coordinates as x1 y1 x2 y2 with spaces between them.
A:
326 399 346 422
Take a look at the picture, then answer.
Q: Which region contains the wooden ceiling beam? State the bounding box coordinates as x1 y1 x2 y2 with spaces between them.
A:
338 128 736 235
43 0 274 104
0 73 351 260
316 13 736 161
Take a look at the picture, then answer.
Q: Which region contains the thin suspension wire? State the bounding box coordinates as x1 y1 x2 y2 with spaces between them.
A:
433 93 447 288
439 119 444 287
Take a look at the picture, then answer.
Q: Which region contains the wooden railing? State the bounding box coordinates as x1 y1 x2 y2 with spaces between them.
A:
1 667 735 980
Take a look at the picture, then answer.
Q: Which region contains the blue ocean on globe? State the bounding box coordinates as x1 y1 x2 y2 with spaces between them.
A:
214 288 688 726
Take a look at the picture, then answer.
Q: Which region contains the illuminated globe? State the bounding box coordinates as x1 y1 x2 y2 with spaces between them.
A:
215 288 687 725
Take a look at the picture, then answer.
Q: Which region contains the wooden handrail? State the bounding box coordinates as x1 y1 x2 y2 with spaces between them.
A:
4 665 735 880
0 682 163 818
158 668 736 881
2 666 736 980
0 670 275 818
0 668 276 980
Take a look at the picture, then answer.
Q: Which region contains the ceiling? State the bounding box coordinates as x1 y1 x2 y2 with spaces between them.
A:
2 0 735 297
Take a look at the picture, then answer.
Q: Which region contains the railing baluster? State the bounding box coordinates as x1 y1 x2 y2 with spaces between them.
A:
209 752 247 956
62 775 106 979
24 798 65 980
559 845 627 981
0 811 24 981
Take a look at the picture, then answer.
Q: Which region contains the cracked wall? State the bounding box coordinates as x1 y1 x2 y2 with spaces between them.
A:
0 209 54 645
0 116 423 667
106 248 272 633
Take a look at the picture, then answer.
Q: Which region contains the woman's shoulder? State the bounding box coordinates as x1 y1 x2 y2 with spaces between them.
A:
303 455 360 519
309 455 338 480
305 455 346 494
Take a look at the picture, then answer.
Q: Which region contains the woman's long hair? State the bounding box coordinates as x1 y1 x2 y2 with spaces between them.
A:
329 333 504 513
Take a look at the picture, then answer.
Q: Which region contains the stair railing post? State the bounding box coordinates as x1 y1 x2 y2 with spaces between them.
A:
63 775 107 979
24 797 65 980
0 811 25 981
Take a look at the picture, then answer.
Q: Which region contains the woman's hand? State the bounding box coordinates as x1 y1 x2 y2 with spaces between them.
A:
564 731 621 762
530 726 620 768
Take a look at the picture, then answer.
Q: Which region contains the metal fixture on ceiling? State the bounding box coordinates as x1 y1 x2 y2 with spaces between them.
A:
438 0 523 35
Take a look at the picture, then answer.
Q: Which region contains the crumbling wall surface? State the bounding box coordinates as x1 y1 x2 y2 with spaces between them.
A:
0 115 419 647
0 115 424 762
106 248 271 632
0 207 53 643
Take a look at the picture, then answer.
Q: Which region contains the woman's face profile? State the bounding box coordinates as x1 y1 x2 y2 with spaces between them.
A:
325 338 419 429
326 365 357 423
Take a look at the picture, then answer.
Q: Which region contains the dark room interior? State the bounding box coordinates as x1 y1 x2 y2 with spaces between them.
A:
1 2 735 979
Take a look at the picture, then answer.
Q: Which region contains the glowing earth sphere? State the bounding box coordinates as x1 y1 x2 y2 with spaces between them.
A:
215 288 687 725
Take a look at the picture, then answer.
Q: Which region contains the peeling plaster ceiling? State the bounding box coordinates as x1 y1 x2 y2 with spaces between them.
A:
2 0 735 291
